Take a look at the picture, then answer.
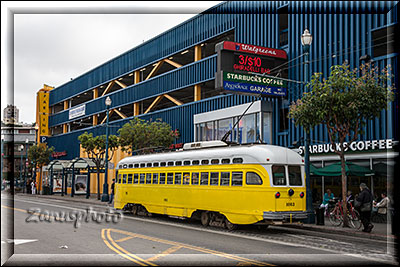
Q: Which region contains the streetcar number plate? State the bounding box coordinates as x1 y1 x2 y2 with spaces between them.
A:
286 202 295 207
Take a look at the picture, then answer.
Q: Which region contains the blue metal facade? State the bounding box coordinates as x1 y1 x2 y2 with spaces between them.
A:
47 1 398 160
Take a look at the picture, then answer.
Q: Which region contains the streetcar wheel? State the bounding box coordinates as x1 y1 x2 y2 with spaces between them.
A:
225 218 237 230
200 212 210 226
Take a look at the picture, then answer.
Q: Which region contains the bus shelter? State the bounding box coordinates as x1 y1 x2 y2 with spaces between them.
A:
47 158 99 198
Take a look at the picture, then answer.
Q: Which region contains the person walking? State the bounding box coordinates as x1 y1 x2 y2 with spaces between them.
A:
355 183 374 233
108 179 116 205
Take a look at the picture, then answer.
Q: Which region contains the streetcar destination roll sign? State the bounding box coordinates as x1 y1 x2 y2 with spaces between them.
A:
215 41 288 97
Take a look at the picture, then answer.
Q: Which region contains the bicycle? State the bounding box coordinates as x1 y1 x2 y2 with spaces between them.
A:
328 199 362 229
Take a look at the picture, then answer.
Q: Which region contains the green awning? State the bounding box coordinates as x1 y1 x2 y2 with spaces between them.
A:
312 162 375 177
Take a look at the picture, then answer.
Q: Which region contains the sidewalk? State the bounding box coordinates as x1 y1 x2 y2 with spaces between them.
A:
6 192 396 242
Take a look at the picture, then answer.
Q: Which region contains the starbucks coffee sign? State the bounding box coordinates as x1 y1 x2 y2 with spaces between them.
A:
298 139 394 155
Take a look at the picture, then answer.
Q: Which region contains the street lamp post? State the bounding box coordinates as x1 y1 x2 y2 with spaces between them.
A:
101 96 112 202
24 139 28 193
301 29 315 223
19 144 24 191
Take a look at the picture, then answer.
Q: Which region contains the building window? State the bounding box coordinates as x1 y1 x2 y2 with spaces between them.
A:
372 24 396 58
278 6 288 47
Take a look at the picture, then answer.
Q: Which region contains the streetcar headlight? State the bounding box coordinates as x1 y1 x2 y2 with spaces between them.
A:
275 192 281 198
300 192 305 198
288 188 294 196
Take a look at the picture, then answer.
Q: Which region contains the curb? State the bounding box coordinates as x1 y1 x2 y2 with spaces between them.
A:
284 222 395 241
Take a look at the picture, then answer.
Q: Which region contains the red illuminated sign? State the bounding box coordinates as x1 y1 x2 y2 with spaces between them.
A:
233 54 272 74
222 41 287 59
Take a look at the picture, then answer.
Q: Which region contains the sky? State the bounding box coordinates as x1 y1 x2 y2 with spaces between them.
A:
1 1 223 124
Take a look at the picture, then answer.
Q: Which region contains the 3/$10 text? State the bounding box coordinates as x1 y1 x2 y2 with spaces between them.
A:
25 207 123 228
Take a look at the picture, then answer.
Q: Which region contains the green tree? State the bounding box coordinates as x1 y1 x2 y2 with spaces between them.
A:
118 117 178 154
289 63 395 227
78 132 120 200
28 144 54 193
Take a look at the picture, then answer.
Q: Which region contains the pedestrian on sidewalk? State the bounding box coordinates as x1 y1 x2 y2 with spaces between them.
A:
108 179 116 205
355 183 374 233
31 180 36 195
26 179 32 194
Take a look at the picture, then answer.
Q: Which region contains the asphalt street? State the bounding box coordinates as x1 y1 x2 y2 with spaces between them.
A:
1 194 397 266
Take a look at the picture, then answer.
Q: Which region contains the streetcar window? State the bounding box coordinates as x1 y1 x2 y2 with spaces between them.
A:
183 173 190 184
220 172 230 186
160 162 166 167
175 161 182 166
133 173 139 184
183 161 191 166
127 174 133 184
288 166 302 186
221 158 230 164
134 164 139 168
167 173 174 184
139 173 145 184
122 174 127 184
210 172 219 185
211 159 220 164
174 173 182 185
200 172 209 185
233 158 243 164
192 160 200 165
168 162 174 166
147 163 152 167
191 172 199 185
153 162 159 167
201 159 209 165
146 173 152 184
140 163 145 168
159 173 166 184
272 165 286 185
118 165 123 169
246 172 263 185
128 164 133 168
118 174 122 184
232 172 243 186
152 173 159 184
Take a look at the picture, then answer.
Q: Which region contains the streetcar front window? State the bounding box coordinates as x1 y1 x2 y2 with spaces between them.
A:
122 174 127 184
117 174 122 184
272 165 286 185
127 174 133 184
288 166 303 186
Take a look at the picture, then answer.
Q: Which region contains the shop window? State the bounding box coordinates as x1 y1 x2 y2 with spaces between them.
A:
279 108 289 132
372 24 396 58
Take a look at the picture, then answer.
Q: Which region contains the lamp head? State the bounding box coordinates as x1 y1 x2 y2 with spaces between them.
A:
105 96 112 107
301 29 313 46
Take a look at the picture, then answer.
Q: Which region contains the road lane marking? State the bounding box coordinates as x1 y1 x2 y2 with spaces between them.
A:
107 228 273 266
8 197 396 264
101 229 150 266
145 245 182 262
116 236 136 243
106 229 157 266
